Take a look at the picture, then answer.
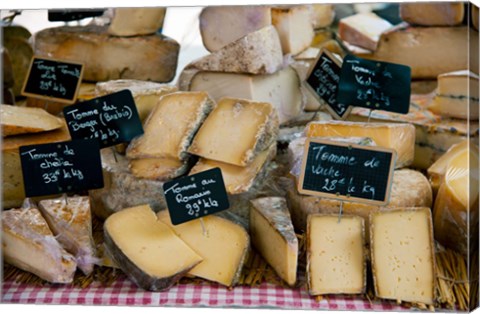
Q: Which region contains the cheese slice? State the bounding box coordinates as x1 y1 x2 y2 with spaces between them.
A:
34 25 180 82
200 5 272 52
95 79 177 122
188 98 278 167
157 210 250 287
309 4 334 29
400 2 464 26
104 205 203 291
305 121 416 169
1 104 64 137
2 199 77 283
189 66 304 125
370 208 435 305
129 157 190 181
250 197 298 286
271 5 314 55
107 7 166 36
127 92 215 161
190 142 276 195
339 13 392 51
307 215 365 295
38 195 97 275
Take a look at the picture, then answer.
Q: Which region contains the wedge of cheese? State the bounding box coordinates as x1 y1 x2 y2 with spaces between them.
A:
2 199 77 283
127 92 215 161
104 205 203 291
309 4 334 29
188 66 304 125
38 196 97 275
307 215 365 295
157 210 250 287
95 79 177 122
1 104 64 137
188 98 278 167
250 197 298 286
370 208 435 305
34 25 180 82
107 7 166 36
339 13 392 51
400 2 464 26
129 157 190 181
305 121 416 169
200 5 272 52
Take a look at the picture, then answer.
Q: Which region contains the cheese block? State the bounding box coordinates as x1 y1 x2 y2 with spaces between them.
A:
2 123 71 209
429 71 479 120
2 48 14 88
338 13 392 51
2 24 32 42
188 98 278 167
250 197 298 286
309 4 335 29
286 169 432 234
104 205 203 291
190 142 276 195
188 66 304 125
200 5 272 52
88 148 167 219
157 210 250 287
1 104 64 137
38 196 97 275
127 92 215 161
95 79 177 122
3 35 33 96
271 5 314 55
400 2 464 26
2 199 77 283
129 157 190 181
34 25 180 82
187 26 283 75
107 7 166 36
433 147 479 255
305 121 415 169
307 215 365 295
370 208 435 305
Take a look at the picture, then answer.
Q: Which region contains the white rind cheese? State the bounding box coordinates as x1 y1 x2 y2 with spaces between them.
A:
107 8 166 36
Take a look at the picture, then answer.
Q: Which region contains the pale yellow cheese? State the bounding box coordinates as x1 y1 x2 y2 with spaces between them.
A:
1 104 64 137
309 4 334 29
400 2 464 26
338 13 392 51
370 208 435 305
430 95 479 120
157 210 250 287
129 158 190 181
108 8 166 36
307 215 365 295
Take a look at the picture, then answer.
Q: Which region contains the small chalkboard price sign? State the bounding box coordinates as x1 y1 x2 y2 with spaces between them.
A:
163 168 230 225
337 54 411 114
305 49 351 120
298 138 396 205
63 90 143 148
48 9 105 22
22 57 84 104
19 139 104 197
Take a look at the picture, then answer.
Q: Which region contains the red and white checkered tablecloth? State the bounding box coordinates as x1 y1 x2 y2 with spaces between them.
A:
1 276 410 311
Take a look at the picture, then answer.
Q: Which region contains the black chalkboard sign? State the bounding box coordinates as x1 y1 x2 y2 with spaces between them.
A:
298 138 396 205
306 49 351 120
63 90 143 148
48 9 106 21
22 57 84 104
337 54 411 114
19 139 104 197
163 168 230 225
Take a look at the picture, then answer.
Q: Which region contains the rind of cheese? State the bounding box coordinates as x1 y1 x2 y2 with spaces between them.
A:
2 200 77 283
95 79 177 122
188 97 279 167
437 70 480 99
250 197 298 286
370 208 436 305
38 196 97 275
190 142 276 195
400 2 464 26
104 205 203 291
305 121 416 169
34 25 180 82
157 211 250 287
107 8 166 37
309 4 335 29
3 35 33 96
2 48 14 88
127 92 215 161
1 104 64 137
129 157 190 181
338 13 392 51
200 6 272 52
307 215 365 295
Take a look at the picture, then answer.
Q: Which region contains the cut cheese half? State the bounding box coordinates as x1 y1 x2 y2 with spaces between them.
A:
1 104 63 137
107 8 166 36
339 13 392 51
